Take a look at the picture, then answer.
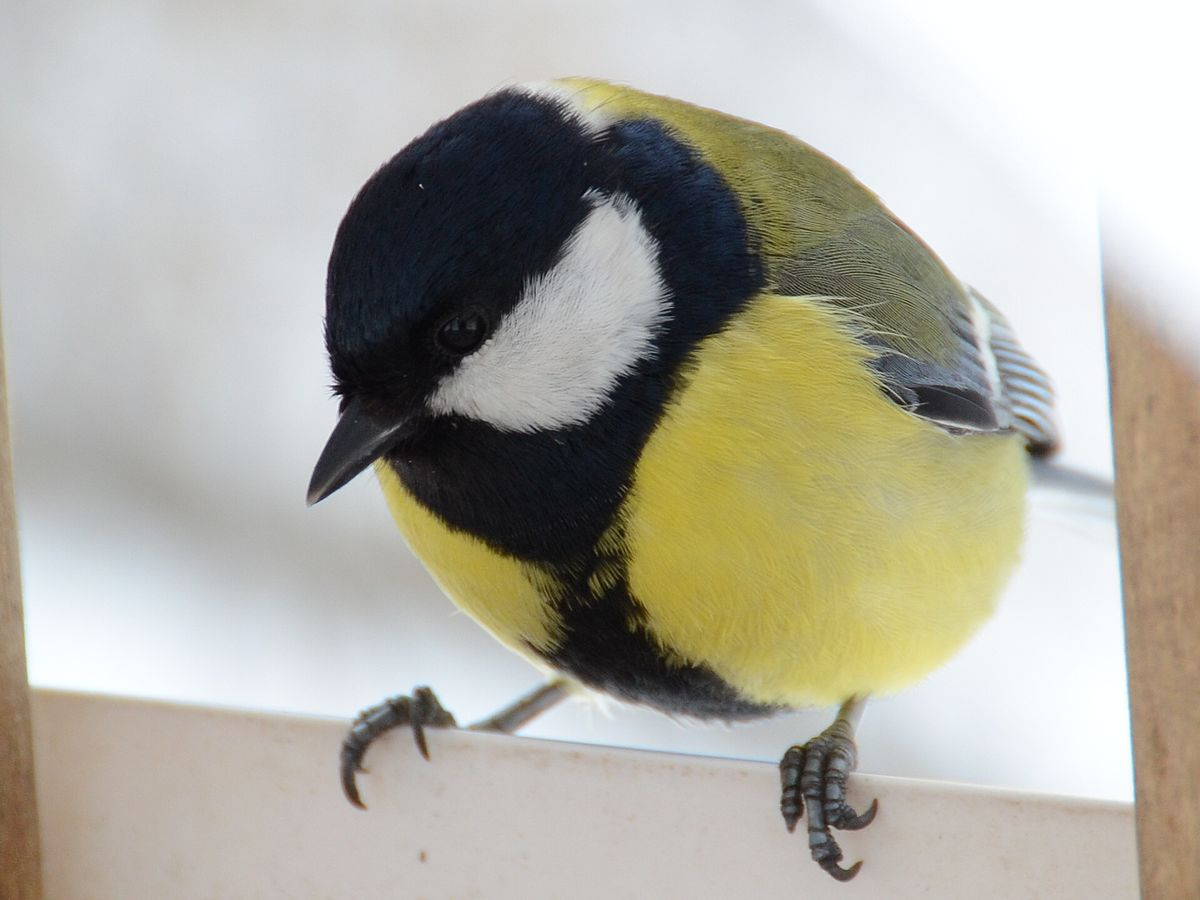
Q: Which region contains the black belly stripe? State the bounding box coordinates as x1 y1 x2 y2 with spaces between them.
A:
533 557 779 721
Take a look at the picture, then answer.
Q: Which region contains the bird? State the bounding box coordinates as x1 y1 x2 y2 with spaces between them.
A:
307 78 1058 881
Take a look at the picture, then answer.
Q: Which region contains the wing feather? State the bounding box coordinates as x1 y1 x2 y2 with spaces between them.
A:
774 208 1010 434
967 287 1059 454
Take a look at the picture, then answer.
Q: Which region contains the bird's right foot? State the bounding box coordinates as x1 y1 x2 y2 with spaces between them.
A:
778 697 878 882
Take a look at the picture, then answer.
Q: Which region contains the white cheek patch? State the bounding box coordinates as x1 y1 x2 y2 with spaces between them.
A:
428 194 670 432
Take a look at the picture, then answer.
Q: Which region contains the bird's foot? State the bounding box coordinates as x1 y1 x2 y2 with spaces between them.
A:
779 716 879 882
340 686 457 809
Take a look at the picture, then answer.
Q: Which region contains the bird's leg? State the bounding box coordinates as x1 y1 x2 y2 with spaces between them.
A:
340 679 570 808
778 695 879 882
468 678 571 733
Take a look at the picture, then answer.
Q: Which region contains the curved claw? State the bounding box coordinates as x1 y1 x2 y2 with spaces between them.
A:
822 859 863 882
836 797 879 831
410 711 431 760
340 713 381 809
340 751 368 810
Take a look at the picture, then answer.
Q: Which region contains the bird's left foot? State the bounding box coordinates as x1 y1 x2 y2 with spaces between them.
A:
779 710 878 882
338 679 570 810
340 686 458 809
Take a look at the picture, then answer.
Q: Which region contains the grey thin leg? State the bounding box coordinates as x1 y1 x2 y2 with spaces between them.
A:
469 678 572 733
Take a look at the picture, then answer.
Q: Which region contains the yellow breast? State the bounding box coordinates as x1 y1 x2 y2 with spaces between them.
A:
375 461 563 658
375 293 1027 709
620 294 1027 706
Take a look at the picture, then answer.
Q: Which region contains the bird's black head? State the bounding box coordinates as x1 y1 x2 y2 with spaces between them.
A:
324 90 607 413
309 85 762 557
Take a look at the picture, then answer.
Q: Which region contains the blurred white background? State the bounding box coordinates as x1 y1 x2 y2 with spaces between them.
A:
2 0 1149 801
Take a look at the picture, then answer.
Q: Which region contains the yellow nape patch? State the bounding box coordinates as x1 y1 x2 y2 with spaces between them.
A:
622 294 1028 707
374 463 561 656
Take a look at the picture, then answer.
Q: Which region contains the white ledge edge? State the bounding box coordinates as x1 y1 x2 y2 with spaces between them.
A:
31 689 1136 899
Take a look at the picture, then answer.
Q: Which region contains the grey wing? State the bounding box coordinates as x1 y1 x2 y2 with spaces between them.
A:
773 206 1057 453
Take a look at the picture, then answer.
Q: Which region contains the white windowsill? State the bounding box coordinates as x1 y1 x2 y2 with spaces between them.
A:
32 689 1135 899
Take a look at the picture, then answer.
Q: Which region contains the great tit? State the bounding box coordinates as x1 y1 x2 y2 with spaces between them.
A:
308 78 1057 881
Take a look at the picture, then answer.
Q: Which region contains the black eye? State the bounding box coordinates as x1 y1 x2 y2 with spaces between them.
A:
436 309 489 355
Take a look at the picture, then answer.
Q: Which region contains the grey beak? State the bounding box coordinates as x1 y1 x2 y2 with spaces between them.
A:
307 398 416 506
